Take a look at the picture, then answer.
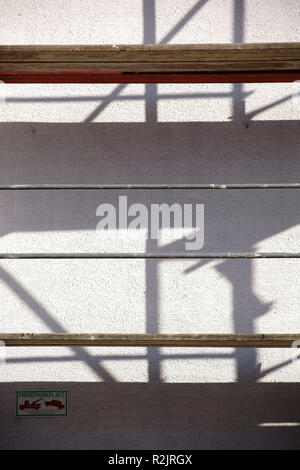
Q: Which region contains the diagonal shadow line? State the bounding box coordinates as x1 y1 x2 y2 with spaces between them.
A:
0 265 115 381
84 84 128 122
228 94 293 122
159 0 211 44
244 94 293 122
85 0 212 123
259 357 300 379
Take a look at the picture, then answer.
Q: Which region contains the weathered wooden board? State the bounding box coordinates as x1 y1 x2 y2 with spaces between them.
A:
0 43 299 63
0 43 299 83
1 333 299 347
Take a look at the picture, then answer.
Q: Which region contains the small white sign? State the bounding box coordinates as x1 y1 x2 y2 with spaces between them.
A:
16 390 68 417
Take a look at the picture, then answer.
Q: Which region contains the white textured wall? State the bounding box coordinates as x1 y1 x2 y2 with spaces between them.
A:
0 0 300 449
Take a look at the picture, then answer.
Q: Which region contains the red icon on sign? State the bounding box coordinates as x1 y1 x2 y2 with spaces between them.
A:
45 399 64 410
19 399 42 410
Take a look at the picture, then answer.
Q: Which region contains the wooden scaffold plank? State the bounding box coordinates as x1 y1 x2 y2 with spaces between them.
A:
0 43 299 83
0 333 300 348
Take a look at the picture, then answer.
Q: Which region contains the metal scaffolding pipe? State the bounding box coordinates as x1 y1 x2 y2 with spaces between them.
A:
0 252 299 259
0 184 299 190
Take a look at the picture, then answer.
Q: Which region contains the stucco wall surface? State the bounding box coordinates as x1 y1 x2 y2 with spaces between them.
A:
0 0 300 449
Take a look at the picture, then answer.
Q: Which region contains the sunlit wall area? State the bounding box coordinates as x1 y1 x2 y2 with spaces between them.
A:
0 0 299 450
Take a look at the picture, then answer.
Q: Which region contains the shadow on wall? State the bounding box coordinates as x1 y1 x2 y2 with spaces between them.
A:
1 382 300 449
0 0 299 387
0 120 299 385
0 120 299 386
0 0 299 451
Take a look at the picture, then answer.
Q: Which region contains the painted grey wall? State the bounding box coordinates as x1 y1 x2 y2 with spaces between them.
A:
0 0 300 449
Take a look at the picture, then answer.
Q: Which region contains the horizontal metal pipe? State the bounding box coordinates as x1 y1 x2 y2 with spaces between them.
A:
0 184 299 190
0 333 299 348
0 253 299 259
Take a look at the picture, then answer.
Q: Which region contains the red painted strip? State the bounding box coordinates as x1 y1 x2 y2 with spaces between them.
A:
0 71 300 83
